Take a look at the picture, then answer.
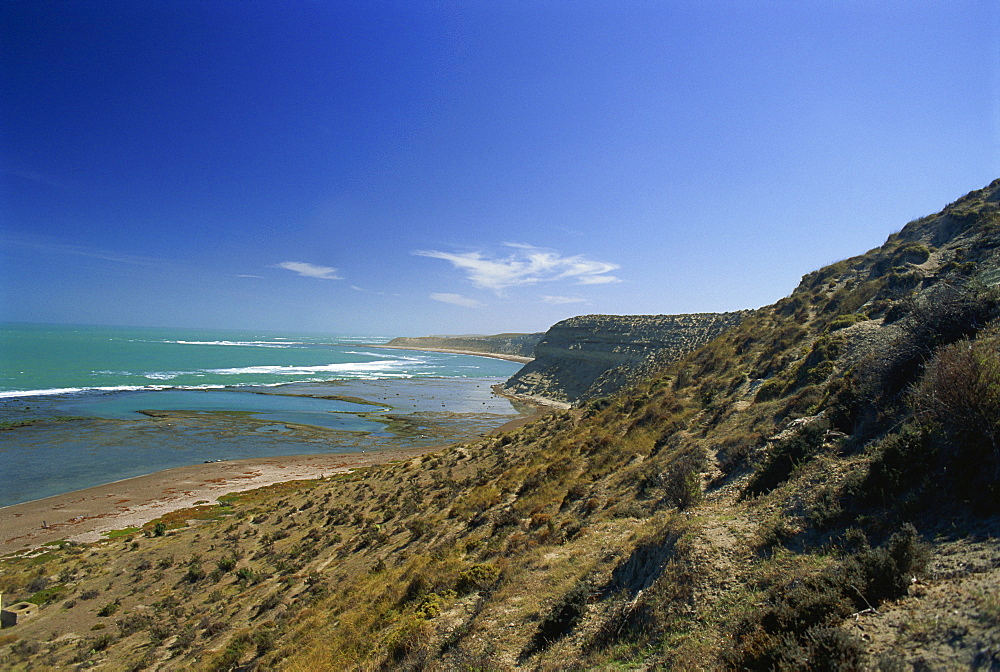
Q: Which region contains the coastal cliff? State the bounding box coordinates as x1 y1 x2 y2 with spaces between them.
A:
498 312 748 406
384 333 542 359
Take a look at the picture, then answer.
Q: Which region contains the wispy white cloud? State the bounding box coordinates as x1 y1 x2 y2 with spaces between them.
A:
275 261 342 280
430 292 482 308
235 274 265 279
351 285 400 297
0 233 170 268
540 295 587 304
576 274 621 285
5 168 77 192
414 243 619 291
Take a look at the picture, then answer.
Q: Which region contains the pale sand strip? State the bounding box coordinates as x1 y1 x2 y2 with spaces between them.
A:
362 344 533 364
0 447 435 557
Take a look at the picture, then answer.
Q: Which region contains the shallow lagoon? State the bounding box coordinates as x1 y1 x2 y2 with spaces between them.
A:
0 377 533 508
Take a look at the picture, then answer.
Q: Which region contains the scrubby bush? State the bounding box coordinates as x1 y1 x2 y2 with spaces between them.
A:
715 431 764 473
216 556 237 572
588 530 696 657
848 327 1000 513
97 600 120 617
754 376 788 402
827 313 867 332
892 242 931 265
911 328 1000 454
184 564 206 583
828 282 1000 440
604 522 682 595
456 563 501 594
855 424 933 507
744 419 829 498
660 457 704 510
841 524 928 607
732 526 927 670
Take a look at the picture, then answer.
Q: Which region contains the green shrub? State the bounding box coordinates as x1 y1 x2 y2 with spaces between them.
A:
97 600 120 617
90 632 115 651
827 313 868 331
414 590 454 619
829 282 1000 440
732 526 926 670
840 523 928 607
892 243 931 265
216 556 237 572
659 450 705 510
855 424 932 506
911 328 1000 454
184 564 206 583
456 563 501 594
744 419 829 498
755 377 787 402
28 583 67 605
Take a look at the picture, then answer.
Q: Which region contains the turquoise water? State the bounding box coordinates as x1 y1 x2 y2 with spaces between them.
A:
0 324 529 507
0 323 517 396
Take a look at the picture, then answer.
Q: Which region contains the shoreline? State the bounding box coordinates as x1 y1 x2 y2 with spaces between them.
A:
0 368 544 557
0 383 556 557
0 447 439 557
490 383 572 410
363 343 534 364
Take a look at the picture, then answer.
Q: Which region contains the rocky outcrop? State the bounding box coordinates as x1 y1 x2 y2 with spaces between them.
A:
384 333 543 359
498 312 748 407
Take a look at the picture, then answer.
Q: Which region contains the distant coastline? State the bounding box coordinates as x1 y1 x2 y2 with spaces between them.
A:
364 343 534 364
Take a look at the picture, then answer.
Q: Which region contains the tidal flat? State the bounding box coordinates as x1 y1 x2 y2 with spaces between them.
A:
0 377 535 509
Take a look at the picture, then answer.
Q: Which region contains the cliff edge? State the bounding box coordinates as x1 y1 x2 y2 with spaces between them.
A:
498 311 748 407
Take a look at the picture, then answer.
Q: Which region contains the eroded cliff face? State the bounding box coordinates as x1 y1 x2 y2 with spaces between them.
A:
498 312 749 406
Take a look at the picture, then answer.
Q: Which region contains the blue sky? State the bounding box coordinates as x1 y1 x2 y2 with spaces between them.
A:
2 1 998 336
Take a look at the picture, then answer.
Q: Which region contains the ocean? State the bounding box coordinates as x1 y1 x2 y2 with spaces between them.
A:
0 323 529 507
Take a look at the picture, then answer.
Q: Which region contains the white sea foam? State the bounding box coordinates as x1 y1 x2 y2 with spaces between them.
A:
143 372 183 380
342 350 423 361
206 359 409 376
0 384 237 399
0 385 169 398
161 340 305 348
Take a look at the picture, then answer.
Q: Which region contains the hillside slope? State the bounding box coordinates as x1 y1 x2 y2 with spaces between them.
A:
2 179 999 670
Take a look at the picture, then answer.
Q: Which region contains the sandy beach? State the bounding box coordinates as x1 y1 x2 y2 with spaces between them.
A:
364 344 534 363
0 404 551 558
0 447 438 557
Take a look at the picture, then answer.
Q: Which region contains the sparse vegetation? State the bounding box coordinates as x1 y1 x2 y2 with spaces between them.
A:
2 180 999 669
